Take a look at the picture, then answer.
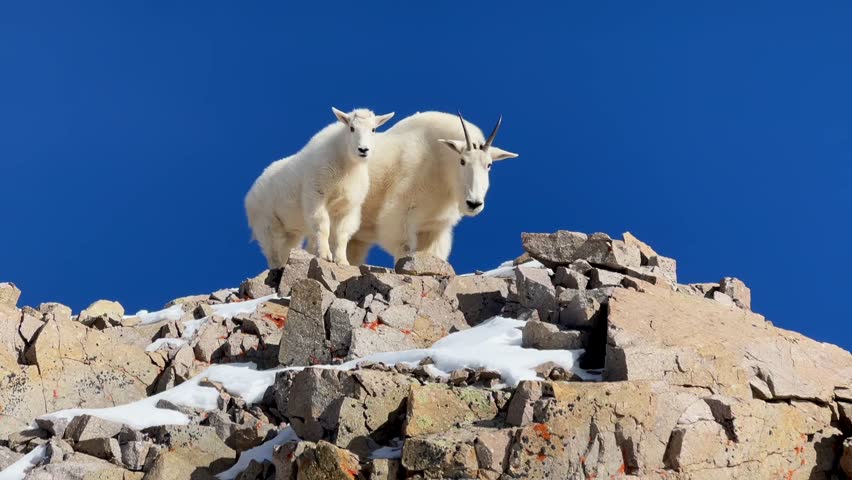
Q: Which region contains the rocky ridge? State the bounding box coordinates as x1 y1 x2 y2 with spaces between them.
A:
0 230 850 479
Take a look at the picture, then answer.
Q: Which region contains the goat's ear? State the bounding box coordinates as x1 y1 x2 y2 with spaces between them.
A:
375 112 395 128
438 139 467 154
332 107 350 125
489 147 519 161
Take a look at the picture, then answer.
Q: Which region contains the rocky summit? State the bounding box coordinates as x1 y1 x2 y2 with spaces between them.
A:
1 230 851 479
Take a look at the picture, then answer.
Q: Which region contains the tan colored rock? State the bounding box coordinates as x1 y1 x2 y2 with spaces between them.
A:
719 276 751 310
143 425 236 479
39 302 72 322
521 230 588 268
307 257 361 295
0 282 21 308
443 275 510 325
26 452 144 480
1 317 161 437
278 279 335 366
623 231 659 259
402 427 512 479
404 384 498 437
79 299 125 323
521 320 584 350
394 252 455 277
841 438 852 477
296 441 362 480
605 287 852 402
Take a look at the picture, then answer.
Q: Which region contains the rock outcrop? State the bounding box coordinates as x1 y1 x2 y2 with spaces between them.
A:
1 232 850 480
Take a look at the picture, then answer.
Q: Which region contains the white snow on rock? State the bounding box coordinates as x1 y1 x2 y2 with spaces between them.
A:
216 427 299 480
37 363 296 431
134 294 279 326
145 338 188 352
463 259 552 279
6 310 595 479
369 443 403 460
134 304 183 325
342 316 595 386
0 445 46 480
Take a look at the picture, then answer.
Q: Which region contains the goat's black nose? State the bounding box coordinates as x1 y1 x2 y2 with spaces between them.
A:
466 200 483 210
358 147 369 153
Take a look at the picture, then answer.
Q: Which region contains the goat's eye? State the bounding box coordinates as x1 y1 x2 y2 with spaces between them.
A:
372 128 376 133
487 163 492 169
460 159 466 166
350 126 354 132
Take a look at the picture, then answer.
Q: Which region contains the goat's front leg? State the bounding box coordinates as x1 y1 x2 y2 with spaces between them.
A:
330 207 361 266
304 194 333 262
400 214 419 258
419 227 453 261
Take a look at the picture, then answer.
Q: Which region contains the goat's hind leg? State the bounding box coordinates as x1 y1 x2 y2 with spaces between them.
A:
265 219 303 268
346 239 371 266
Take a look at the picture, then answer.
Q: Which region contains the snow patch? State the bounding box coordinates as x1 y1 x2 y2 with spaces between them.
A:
134 294 279 327
216 427 299 480
145 338 187 352
342 316 595 386
0 445 46 480
463 259 552 279
38 363 297 430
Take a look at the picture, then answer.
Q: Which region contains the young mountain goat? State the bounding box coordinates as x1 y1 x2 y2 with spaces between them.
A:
346 111 519 264
245 107 395 267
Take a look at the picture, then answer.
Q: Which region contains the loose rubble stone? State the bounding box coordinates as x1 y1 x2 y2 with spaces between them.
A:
842 438 852 476
367 458 402 480
711 290 735 306
0 445 23 470
394 252 456 277
405 384 499 437
648 254 677 283
78 299 125 326
552 266 588 290
622 231 659 261
25 452 144 480
278 279 335 366
285 368 415 457
64 415 125 442
277 248 313 296
505 381 542 427
719 276 751 310
557 288 610 329
308 257 361 295
18 309 45 344
326 297 366 357
39 302 73 322
144 424 236 479
521 320 585 350
514 266 556 317
239 269 281 300
521 230 588 267
0 282 22 308
296 440 362 480
587 268 624 288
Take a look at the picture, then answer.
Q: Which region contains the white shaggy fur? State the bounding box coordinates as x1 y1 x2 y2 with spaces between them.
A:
245 107 394 267
347 111 519 264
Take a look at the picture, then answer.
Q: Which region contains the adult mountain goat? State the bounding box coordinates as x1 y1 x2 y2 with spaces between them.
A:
347 111 519 264
245 107 395 267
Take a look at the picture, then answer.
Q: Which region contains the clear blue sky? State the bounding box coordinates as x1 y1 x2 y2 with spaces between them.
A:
1 2 850 349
